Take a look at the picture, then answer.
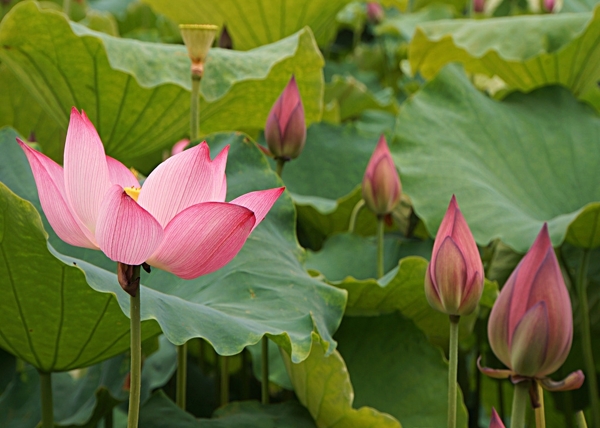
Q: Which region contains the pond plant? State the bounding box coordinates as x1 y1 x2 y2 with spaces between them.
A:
0 0 599 427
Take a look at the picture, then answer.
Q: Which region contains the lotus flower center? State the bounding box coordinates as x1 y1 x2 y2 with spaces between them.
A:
124 187 141 202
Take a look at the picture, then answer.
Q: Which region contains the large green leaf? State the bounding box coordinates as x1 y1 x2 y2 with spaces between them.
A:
0 173 160 371
283 337 401 428
0 129 346 364
139 390 317 427
392 65 600 252
562 0 600 12
334 314 469 428
142 0 352 50
0 64 64 161
375 4 456 41
408 8 600 105
0 2 323 167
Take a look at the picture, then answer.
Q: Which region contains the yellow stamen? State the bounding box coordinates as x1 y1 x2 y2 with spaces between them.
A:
124 187 141 202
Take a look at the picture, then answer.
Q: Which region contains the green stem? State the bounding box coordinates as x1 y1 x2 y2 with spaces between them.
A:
576 411 589 428
62 0 71 17
176 343 187 409
190 76 201 141
220 355 229 406
39 371 54 428
447 315 459 428
377 216 385 278
127 272 141 428
511 381 530 428
275 158 285 178
535 381 546 428
348 199 365 233
261 336 270 404
577 249 600 428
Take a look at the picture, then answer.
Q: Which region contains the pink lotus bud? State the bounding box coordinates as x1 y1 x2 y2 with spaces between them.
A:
489 409 505 428
424 195 484 316
474 0 485 13
543 0 555 12
362 135 401 216
366 2 384 24
488 224 574 379
264 75 306 161
219 25 233 49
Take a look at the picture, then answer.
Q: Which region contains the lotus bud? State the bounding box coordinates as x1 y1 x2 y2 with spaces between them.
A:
362 136 401 216
179 24 218 77
366 2 384 24
489 409 505 428
474 0 485 13
424 195 483 316
543 0 555 12
264 75 306 161
171 139 190 156
481 224 584 391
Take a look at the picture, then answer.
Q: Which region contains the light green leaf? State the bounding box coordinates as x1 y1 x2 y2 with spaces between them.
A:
0 2 323 167
562 0 600 12
139 390 318 427
0 129 346 364
393 65 600 253
409 8 600 104
283 336 401 428
142 0 353 50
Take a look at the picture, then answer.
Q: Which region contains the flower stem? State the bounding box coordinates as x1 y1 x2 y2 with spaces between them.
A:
220 355 229 406
535 381 546 428
511 381 530 428
176 343 187 409
377 215 385 278
190 76 201 141
577 249 600 428
576 411 589 428
447 315 460 428
348 199 365 233
127 271 142 428
261 336 270 404
275 159 285 178
39 371 54 428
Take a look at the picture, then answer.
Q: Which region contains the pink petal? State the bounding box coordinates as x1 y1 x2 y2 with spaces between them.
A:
106 156 139 188
230 187 285 232
539 370 584 391
489 408 506 428
487 274 514 370
509 301 549 377
17 139 97 249
424 264 445 313
147 202 256 280
476 356 512 379
63 108 112 234
433 237 467 315
95 185 164 265
137 142 229 227
278 75 301 129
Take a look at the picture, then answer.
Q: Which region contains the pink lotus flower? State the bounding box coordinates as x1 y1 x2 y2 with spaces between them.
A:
424 195 483 316
264 75 306 161
543 0 555 12
18 108 284 281
479 224 584 392
362 135 401 216
489 409 505 428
